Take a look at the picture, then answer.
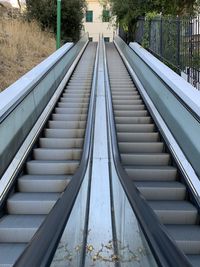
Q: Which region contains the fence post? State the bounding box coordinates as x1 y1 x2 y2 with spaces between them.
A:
160 17 163 58
177 17 180 70
149 19 151 48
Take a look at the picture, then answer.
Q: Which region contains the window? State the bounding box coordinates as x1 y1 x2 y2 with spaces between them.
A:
102 10 110 22
104 37 110 42
86 11 93 22
89 37 93 42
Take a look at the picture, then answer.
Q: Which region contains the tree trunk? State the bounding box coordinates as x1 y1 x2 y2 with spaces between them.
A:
17 0 21 12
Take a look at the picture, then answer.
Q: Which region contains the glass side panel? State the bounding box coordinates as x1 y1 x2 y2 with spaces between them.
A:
50 165 90 267
110 157 158 267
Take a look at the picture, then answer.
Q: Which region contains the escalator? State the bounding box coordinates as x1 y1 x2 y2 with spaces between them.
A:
106 43 200 267
0 42 97 267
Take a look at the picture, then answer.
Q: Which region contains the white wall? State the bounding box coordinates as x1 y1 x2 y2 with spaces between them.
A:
83 0 116 42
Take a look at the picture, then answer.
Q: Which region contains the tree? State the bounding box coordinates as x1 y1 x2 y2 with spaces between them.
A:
109 0 197 41
26 0 86 42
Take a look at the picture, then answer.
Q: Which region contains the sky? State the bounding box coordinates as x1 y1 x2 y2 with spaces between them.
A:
2 0 26 8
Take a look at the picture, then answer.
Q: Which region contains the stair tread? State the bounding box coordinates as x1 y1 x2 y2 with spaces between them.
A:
166 225 200 240
125 165 177 170
0 215 45 228
148 201 197 211
19 174 72 180
135 181 185 188
0 243 27 265
187 255 200 267
27 160 79 163
8 192 60 201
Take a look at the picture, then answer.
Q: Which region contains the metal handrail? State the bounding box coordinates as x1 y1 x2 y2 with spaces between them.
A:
128 39 200 123
14 41 99 267
103 40 193 267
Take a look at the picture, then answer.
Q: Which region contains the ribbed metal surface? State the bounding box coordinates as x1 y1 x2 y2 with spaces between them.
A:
106 43 200 267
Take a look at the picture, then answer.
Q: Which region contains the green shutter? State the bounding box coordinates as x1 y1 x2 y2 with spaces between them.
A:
86 11 93 22
102 10 110 22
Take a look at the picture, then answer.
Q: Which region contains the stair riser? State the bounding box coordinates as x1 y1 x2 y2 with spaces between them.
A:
26 162 79 175
119 143 164 153
121 155 170 166
33 149 82 160
116 124 155 133
125 168 177 181
44 129 85 139
55 108 87 115
48 121 86 129
18 180 69 193
154 211 198 224
117 133 159 142
115 117 152 124
40 139 83 149
137 187 186 201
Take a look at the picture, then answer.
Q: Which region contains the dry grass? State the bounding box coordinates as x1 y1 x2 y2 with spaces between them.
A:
0 19 56 92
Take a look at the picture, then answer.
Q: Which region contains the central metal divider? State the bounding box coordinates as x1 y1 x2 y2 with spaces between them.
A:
84 38 115 266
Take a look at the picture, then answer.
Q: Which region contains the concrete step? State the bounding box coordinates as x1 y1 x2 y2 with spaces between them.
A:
60 97 89 104
33 148 82 160
149 201 198 224
18 175 71 193
39 138 84 149
113 99 142 105
166 225 200 254
57 102 88 109
115 116 152 124
52 113 87 121
119 142 164 153
55 107 87 114
135 181 186 200
62 94 90 99
65 86 90 90
112 89 138 96
0 243 27 267
44 129 85 138
0 215 45 242
117 132 159 142
125 166 177 181
187 255 200 267
48 120 86 129
112 94 140 100
121 153 170 166
7 193 60 215
68 81 91 85
114 110 148 117
26 160 79 175
114 102 143 108
63 86 91 93
116 124 155 133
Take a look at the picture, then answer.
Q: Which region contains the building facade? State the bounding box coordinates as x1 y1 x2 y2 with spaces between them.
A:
83 0 117 42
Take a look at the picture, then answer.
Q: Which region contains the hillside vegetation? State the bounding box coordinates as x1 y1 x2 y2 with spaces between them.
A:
0 18 55 92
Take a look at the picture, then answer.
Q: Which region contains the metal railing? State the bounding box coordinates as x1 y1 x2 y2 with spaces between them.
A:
123 16 200 90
